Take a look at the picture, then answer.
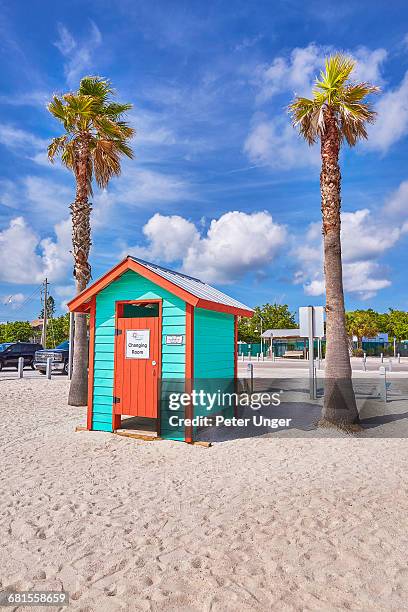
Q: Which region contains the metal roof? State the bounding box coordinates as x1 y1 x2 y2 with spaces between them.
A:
129 257 253 313
262 328 302 338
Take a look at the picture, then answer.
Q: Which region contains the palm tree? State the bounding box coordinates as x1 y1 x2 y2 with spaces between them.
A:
289 55 379 429
47 77 134 406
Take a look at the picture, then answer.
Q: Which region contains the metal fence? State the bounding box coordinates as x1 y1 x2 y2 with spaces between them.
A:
238 340 408 358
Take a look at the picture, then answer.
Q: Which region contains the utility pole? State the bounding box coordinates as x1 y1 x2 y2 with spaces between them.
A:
41 278 48 348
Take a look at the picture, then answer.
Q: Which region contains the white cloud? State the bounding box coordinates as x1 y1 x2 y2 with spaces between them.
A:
367 72 408 152
1 293 25 309
129 213 199 262
0 91 49 108
0 179 20 209
0 175 72 225
246 43 388 168
234 34 263 52
40 218 72 281
0 123 63 169
129 110 177 147
254 44 386 104
116 168 190 205
254 44 323 103
92 167 191 228
0 123 48 161
55 21 102 87
54 283 76 311
23 176 71 221
342 261 391 299
293 200 408 300
0 217 71 284
244 115 319 169
384 179 408 219
352 47 387 85
341 209 401 262
127 210 287 284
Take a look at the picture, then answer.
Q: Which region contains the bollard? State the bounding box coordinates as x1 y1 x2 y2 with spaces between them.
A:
257 353 260 361
362 357 366 372
46 357 52 380
241 353 244 362
379 366 387 403
380 352 383 363
398 353 401 364
18 357 24 378
248 353 251 361
313 365 317 398
247 362 254 394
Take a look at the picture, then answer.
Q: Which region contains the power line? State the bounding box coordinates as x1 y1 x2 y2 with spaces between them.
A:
0 284 43 319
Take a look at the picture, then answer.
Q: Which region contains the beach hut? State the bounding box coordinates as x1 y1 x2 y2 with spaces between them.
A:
67 256 253 442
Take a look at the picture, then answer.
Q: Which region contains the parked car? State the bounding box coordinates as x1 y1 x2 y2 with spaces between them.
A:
0 342 43 371
34 341 70 375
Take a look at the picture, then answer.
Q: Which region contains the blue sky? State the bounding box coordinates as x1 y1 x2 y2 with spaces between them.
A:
0 0 407 321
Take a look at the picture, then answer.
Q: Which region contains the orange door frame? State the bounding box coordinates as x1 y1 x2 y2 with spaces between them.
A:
185 303 194 443
87 296 96 430
112 299 162 432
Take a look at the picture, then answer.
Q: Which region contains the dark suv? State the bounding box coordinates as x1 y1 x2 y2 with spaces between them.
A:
34 341 70 375
0 342 43 371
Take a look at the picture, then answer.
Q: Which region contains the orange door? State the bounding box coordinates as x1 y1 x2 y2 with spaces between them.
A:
113 316 160 418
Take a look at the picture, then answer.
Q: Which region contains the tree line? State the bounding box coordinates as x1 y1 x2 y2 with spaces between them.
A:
238 304 408 344
0 314 70 348
3 305 406 348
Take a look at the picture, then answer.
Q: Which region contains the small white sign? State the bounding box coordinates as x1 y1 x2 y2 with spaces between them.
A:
165 334 184 345
126 329 150 359
299 306 325 338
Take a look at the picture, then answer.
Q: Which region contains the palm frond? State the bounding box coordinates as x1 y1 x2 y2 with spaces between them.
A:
91 138 122 188
47 77 134 187
114 140 134 159
288 97 321 144
63 94 97 117
79 76 113 101
289 52 379 148
103 102 133 118
315 54 355 103
60 141 76 170
47 135 68 162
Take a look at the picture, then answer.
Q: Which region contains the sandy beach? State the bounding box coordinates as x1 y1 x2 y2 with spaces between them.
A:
1 377 408 611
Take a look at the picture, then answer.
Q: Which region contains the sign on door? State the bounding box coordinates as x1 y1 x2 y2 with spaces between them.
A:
125 329 150 359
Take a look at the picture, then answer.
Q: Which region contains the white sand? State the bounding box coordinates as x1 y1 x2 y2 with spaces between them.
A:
1 378 408 611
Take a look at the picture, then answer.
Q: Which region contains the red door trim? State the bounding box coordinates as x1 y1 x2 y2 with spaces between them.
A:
87 295 96 430
185 303 194 443
234 315 238 380
112 299 162 432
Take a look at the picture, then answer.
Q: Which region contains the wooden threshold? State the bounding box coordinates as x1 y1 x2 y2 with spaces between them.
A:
114 430 162 441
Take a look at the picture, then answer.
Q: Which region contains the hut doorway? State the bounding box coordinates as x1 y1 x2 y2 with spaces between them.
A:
113 300 162 428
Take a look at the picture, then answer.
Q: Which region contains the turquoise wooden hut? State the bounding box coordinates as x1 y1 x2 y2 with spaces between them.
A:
67 257 253 442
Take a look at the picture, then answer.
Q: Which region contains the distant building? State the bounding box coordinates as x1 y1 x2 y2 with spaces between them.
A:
353 333 389 343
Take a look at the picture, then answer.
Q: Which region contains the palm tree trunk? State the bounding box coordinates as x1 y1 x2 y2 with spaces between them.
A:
68 136 92 407
319 108 360 429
